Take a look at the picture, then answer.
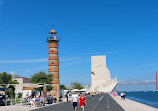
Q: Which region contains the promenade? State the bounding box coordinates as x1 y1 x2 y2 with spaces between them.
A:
32 94 124 111
111 95 158 111
0 103 59 111
1 94 157 111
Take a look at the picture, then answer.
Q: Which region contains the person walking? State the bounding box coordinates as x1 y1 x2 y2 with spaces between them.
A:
79 93 86 111
66 92 69 102
114 92 116 97
53 95 57 103
120 92 123 100
123 92 125 100
71 92 79 111
88 93 91 99
41 95 46 106
91 92 94 99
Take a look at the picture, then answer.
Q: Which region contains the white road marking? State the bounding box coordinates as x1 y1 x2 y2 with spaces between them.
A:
107 95 110 110
99 95 104 100
91 96 104 111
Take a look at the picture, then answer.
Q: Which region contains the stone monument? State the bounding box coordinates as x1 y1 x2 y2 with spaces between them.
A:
89 55 118 92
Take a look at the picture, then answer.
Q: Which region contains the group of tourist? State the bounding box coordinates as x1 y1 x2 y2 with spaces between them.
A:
0 93 5 105
88 91 103 99
24 92 57 107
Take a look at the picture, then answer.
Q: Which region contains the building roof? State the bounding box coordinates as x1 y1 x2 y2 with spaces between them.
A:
12 77 30 79
23 87 34 90
49 29 57 34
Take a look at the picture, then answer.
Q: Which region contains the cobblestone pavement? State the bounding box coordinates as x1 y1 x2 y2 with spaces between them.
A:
32 94 125 111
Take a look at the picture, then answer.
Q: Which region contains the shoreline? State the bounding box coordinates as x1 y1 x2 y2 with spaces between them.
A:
126 96 158 109
111 95 158 111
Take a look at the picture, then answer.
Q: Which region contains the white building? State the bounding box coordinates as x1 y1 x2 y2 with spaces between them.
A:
12 77 40 98
12 77 31 94
89 55 118 92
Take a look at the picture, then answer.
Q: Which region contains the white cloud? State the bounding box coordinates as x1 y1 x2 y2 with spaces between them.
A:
9 71 15 74
79 51 119 55
25 69 31 73
0 57 81 63
118 80 127 84
143 80 155 83
0 58 48 63
32 66 48 70
0 51 119 64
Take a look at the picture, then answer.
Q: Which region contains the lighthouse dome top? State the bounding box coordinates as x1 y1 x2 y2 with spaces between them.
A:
49 29 57 34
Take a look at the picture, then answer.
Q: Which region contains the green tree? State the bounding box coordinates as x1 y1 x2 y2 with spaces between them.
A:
60 84 67 90
71 82 84 90
31 71 53 91
7 85 16 98
46 85 53 91
0 72 18 85
0 72 11 84
18 93 22 98
0 72 19 98
9 80 19 84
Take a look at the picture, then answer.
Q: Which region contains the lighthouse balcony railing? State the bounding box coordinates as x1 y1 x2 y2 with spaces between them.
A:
47 36 60 41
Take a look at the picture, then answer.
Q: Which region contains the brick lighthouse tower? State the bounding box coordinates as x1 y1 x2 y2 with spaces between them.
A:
47 29 60 99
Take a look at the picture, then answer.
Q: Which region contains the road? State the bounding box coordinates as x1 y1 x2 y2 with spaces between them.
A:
32 94 125 111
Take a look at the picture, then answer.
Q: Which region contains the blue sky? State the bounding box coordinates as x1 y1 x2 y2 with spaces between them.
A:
0 0 158 89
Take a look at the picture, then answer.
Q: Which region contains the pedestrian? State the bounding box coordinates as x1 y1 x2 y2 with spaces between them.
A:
41 95 46 106
88 93 91 99
91 92 94 99
26 92 29 98
30 95 36 107
79 93 86 111
120 92 123 100
71 92 79 111
53 95 57 103
47 95 53 104
66 92 69 102
123 92 125 100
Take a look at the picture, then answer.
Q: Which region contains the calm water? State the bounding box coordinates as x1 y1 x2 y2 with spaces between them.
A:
118 91 158 109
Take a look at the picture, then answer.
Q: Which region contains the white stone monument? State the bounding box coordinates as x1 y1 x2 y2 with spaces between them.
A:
89 55 118 92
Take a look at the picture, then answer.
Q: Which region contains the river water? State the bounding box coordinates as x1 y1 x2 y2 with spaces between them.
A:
119 91 158 109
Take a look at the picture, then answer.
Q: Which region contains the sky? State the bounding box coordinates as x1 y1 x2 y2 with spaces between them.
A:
0 0 158 90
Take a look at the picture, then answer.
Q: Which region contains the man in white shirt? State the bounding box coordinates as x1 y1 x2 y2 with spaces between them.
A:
71 92 79 111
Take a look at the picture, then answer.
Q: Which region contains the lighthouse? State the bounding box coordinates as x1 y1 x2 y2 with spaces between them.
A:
47 29 60 99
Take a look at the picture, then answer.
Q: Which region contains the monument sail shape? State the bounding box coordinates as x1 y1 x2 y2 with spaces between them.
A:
90 55 118 92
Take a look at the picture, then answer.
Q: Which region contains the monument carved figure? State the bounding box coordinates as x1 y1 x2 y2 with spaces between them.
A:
89 55 118 92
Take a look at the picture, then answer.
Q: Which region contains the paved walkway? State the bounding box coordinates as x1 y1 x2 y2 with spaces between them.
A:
112 96 158 111
111 95 158 111
0 102 58 111
32 94 124 111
